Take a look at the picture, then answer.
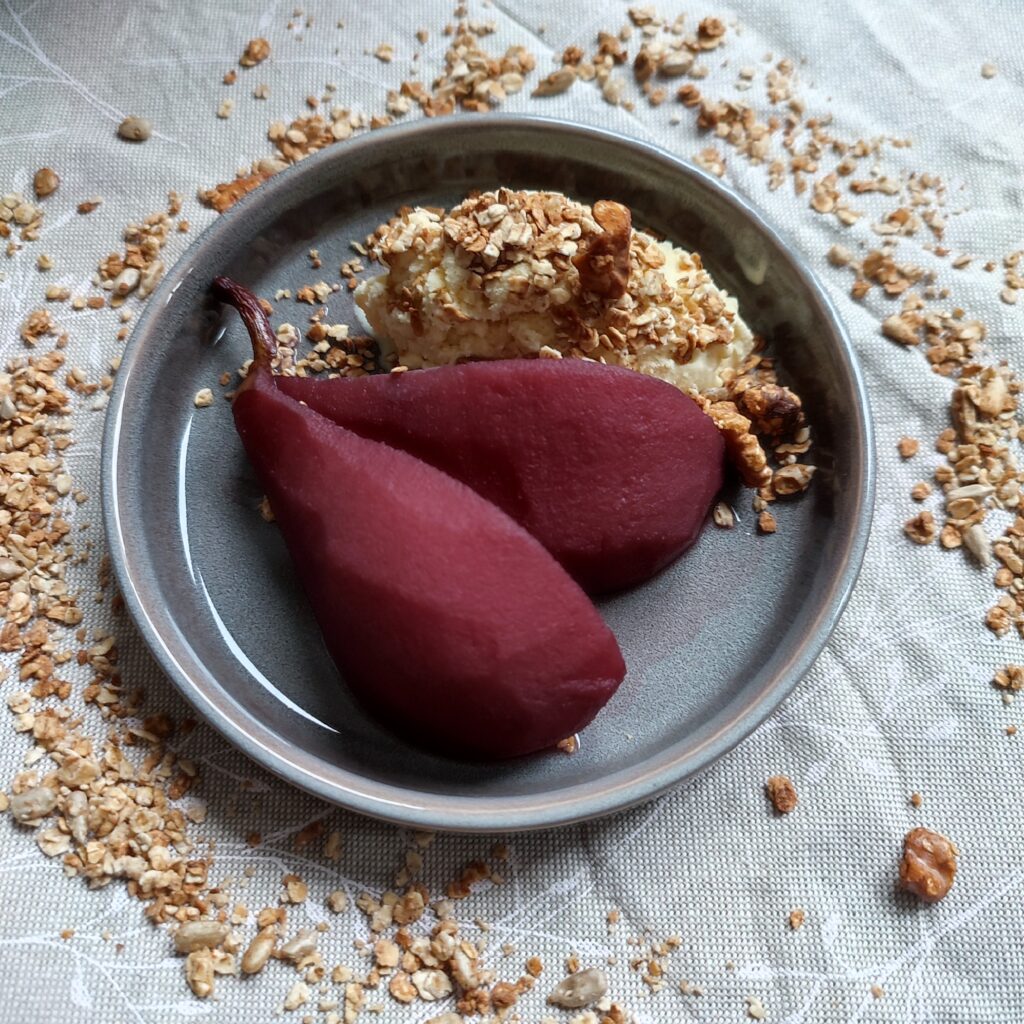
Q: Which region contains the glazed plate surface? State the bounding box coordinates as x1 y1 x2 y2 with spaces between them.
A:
103 116 874 831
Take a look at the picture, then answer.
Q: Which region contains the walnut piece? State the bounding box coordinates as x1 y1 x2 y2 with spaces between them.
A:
899 827 957 902
571 200 631 299
765 775 798 814
732 380 804 438
706 401 771 488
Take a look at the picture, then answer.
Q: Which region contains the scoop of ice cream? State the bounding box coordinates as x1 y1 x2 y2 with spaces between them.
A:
354 188 754 397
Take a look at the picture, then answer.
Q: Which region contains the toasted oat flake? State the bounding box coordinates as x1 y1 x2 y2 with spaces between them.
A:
828 243 854 266
772 463 814 496
283 873 309 903
532 67 576 97
897 436 920 458
745 995 767 1020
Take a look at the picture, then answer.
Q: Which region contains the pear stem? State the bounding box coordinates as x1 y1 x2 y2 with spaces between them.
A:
212 276 278 376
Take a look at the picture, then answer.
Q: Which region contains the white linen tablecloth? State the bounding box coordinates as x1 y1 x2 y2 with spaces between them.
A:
1 2 1022 1021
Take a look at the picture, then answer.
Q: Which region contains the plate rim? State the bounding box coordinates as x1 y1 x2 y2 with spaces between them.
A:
102 114 876 832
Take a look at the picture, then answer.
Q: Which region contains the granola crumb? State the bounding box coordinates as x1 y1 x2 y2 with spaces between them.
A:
713 502 735 528
694 146 726 178
240 37 271 67
993 665 1024 691
981 62 997 79
117 116 151 142
745 994 766 1020
897 436 919 459
904 511 937 545
788 908 805 930
33 167 59 198
910 792 923 808
827 243 853 266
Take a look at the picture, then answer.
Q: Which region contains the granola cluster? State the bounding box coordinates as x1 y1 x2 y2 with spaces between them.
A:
0 191 44 257
199 14 538 213
0 340 214 928
886 300 1024 638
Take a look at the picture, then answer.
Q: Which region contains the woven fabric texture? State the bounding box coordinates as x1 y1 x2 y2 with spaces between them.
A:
1 2 1022 1022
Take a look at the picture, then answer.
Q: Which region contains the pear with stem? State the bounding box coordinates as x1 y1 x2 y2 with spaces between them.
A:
214 276 626 759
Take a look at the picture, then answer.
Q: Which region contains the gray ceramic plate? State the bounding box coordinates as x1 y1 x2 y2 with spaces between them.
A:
103 116 874 832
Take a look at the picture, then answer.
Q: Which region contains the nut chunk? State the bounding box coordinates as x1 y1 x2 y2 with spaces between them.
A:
765 774 798 814
899 827 958 902
706 401 771 488
240 37 271 67
732 379 804 439
572 200 631 299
